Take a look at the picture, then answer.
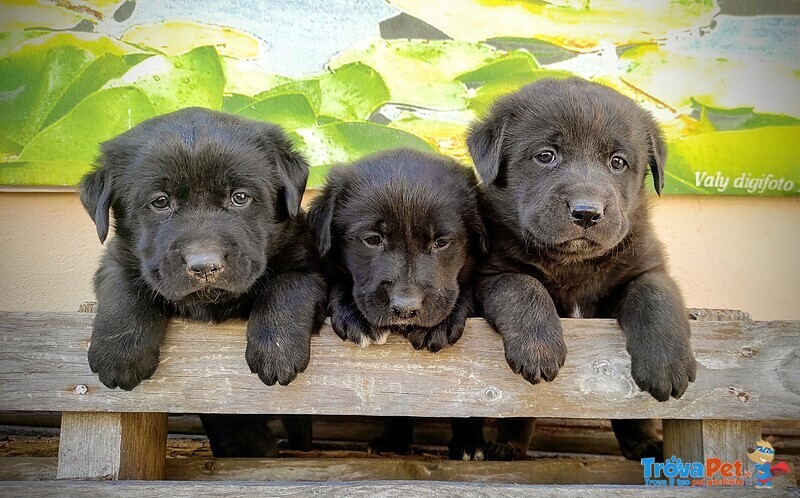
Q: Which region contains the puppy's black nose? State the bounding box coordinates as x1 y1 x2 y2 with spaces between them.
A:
570 203 603 229
390 295 422 319
185 251 225 279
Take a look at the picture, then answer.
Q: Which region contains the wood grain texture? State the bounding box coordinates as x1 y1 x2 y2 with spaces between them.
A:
663 420 762 465
56 412 167 480
165 457 644 484
56 413 121 479
0 312 798 418
3 455 799 486
119 413 167 479
1 481 795 497
0 457 57 480
0 456 644 484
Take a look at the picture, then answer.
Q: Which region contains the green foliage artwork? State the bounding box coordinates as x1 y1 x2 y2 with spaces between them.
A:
0 0 797 195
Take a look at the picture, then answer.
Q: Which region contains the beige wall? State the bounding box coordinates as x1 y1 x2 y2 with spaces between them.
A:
0 192 798 320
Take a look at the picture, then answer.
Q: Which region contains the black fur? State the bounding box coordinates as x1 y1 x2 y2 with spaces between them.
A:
467 77 696 460
308 148 486 351
307 148 487 459
79 107 327 455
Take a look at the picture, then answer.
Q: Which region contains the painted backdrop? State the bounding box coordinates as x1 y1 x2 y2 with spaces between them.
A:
0 0 798 195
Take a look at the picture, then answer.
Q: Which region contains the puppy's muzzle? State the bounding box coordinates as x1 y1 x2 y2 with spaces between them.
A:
184 247 226 281
569 201 604 229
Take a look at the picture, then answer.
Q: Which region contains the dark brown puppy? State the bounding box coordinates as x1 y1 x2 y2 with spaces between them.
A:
79 107 326 456
467 77 696 459
308 148 487 458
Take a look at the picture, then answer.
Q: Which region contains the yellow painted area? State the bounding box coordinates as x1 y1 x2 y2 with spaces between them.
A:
388 118 474 163
620 45 800 117
121 21 263 59
7 31 144 56
388 0 717 51
0 0 124 30
0 3 82 31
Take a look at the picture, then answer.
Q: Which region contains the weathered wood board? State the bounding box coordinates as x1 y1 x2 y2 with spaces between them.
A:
0 312 797 418
663 419 762 465
56 412 167 480
0 480 794 497
0 456 645 484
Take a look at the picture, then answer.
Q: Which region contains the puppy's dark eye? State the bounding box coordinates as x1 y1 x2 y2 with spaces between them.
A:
433 238 450 250
231 191 251 207
150 195 170 210
362 235 382 248
610 156 628 171
534 151 556 164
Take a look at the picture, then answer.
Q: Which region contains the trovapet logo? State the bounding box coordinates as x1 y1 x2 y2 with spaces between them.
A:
641 456 747 486
642 436 792 488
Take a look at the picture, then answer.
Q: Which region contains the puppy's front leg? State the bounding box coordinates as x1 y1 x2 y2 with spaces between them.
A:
477 274 566 384
329 282 387 347
616 271 697 401
88 255 169 390
246 272 327 386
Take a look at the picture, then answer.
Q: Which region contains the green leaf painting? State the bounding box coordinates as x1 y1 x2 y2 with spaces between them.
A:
103 45 226 115
0 1 797 196
19 87 156 163
295 122 437 186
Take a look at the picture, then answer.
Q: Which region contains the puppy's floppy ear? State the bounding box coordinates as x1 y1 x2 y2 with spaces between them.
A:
260 125 309 218
307 169 344 257
467 114 506 186
647 127 667 196
79 165 113 243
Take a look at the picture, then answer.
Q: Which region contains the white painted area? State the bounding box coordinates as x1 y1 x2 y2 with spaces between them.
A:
99 0 398 77
0 192 798 320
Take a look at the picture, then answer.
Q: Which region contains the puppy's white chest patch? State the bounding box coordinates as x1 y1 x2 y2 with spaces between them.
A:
570 303 583 318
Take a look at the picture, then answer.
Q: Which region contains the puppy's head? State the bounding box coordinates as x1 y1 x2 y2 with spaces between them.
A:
79 107 309 304
468 77 665 261
309 149 487 329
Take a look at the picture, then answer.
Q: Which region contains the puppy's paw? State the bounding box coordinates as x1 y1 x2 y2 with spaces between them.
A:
619 437 663 461
368 435 411 456
245 332 310 386
448 438 485 461
629 343 696 402
502 319 566 384
330 307 387 347
484 441 528 461
420 315 466 353
88 339 159 391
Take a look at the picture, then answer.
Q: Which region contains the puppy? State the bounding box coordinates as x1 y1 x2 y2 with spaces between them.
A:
79 107 326 456
307 148 488 458
467 77 697 459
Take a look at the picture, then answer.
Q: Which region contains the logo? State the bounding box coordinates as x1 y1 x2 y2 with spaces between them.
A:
641 436 792 488
641 455 747 487
747 438 792 489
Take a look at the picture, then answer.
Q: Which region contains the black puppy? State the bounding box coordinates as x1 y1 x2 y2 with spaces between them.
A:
79 107 326 456
467 77 697 459
307 148 487 458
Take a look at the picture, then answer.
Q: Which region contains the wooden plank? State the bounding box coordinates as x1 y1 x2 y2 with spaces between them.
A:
56 412 167 480
0 480 793 497
0 457 57 480
164 457 644 484
0 312 797 418
663 420 761 473
6 455 800 485
0 456 644 484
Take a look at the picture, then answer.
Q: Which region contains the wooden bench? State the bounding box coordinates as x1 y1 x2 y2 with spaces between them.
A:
0 311 797 495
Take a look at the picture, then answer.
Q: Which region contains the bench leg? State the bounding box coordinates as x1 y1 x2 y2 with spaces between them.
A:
57 412 168 480
663 419 761 464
